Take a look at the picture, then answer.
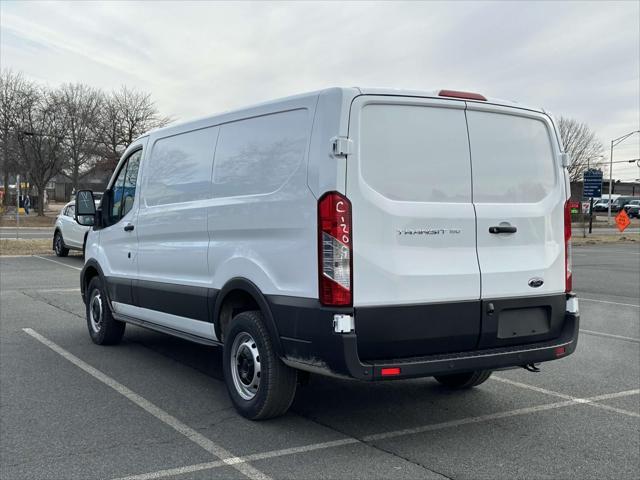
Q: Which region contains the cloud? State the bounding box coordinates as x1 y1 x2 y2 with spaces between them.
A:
1 0 638 178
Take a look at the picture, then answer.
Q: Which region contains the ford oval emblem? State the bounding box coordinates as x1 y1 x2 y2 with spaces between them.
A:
528 278 544 288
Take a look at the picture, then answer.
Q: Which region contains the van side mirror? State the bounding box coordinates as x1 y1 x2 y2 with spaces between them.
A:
75 190 96 226
560 153 570 168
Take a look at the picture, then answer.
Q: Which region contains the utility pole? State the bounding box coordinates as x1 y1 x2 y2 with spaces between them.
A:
608 131 640 224
2 126 8 209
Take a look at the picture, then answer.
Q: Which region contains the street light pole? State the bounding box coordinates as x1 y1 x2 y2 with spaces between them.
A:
608 130 640 224
608 140 614 223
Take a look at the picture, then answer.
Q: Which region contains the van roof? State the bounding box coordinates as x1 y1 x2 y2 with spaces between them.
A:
356 87 545 113
144 87 547 140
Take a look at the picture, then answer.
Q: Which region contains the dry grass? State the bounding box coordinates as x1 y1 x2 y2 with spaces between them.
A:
0 239 55 256
572 234 640 246
0 215 57 227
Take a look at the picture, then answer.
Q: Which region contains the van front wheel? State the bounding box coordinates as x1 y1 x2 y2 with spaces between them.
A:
434 370 492 389
86 277 125 345
223 310 297 420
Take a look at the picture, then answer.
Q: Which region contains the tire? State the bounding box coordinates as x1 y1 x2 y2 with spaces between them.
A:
86 277 125 345
434 370 493 389
223 310 297 420
53 231 69 257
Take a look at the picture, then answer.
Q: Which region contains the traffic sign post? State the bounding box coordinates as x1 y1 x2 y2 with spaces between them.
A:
583 169 603 199
583 170 603 234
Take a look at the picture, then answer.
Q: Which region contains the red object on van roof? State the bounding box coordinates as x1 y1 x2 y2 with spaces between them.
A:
438 90 487 101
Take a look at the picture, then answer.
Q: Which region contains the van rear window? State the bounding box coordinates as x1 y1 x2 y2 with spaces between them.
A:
359 104 472 203
466 111 557 203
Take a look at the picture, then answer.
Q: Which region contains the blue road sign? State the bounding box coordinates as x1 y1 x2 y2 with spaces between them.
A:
583 169 603 199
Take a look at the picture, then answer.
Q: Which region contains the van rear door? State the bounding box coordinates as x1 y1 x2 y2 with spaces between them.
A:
466 104 567 348
347 96 481 360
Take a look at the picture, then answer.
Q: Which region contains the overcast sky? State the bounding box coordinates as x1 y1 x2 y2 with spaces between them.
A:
1 0 639 180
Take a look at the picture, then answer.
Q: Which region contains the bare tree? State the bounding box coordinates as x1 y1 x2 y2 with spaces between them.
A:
558 116 605 182
0 69 28 206
56 83 103 193
97 86 172 168
96 93 124 168
14 84 67 215
3 70 173 208
116 86 172 145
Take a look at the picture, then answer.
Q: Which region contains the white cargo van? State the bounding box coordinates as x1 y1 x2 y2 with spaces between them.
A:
75 87 579 419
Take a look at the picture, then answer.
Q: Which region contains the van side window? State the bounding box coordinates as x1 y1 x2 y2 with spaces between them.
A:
122 150 141 216
144 127 218 207
111 162 128 221
212 109 308 197
109 149 142 224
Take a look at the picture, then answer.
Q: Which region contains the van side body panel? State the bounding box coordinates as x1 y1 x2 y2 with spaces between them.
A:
306 87 360 198
206 95 320 299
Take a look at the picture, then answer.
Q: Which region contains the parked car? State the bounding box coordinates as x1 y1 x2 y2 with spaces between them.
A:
627 203 640 218
74 87 579 420
613 196 640 213
593 199 611 212
53 201 97 257
623 199 640 212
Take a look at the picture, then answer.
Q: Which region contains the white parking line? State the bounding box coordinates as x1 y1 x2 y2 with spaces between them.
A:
35 288 82 293
364 388 639 441
32 255 82 271
114 439 360 480
579 297 640 308
573 248 640 255
22 328 270 480
112 388 640 480
491 376 640 417
580 329 640 343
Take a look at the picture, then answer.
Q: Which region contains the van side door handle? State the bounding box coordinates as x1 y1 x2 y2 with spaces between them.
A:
124 224 135 232
489 225 517 234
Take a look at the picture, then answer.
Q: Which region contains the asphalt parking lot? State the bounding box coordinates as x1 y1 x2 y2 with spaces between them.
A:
1 245 639 480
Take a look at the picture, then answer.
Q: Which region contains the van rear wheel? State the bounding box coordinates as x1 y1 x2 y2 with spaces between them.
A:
223 310 297 420
434 370 493 389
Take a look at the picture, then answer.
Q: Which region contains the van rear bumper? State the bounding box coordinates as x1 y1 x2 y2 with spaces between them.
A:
270 296 579 381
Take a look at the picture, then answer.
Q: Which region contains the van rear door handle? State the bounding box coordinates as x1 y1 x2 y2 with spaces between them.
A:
124 224 135 232
489 225 517 234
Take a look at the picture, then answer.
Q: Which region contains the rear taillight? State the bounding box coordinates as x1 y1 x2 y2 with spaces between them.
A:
318 192 352 306
564 200 572 292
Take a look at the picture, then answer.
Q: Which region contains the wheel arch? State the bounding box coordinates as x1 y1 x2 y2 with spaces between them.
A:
80 259 105 305
213 278 283 357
